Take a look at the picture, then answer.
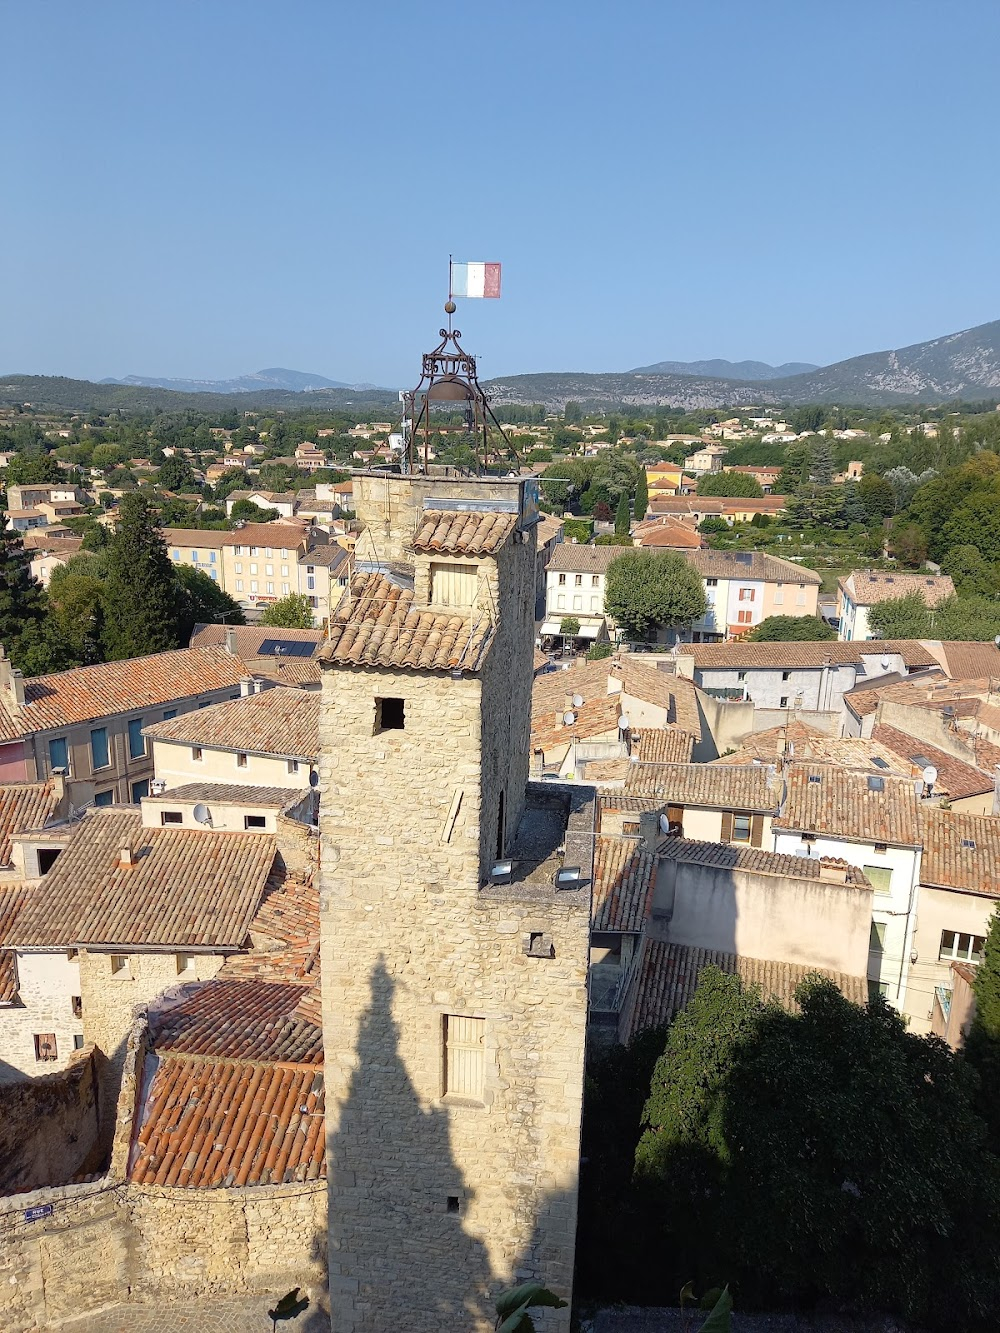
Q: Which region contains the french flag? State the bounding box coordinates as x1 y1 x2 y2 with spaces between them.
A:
451 261 502 299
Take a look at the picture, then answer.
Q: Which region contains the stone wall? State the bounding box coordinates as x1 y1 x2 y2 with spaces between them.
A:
0 1046 103 1193
0 949 84 1082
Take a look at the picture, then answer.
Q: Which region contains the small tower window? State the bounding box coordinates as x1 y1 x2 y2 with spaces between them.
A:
375 697 405 733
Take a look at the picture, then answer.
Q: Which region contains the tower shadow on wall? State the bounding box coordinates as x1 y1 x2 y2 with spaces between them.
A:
328 957 496 1331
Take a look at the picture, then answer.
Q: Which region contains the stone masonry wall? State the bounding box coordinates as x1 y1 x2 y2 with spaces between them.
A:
0 1046 103 1193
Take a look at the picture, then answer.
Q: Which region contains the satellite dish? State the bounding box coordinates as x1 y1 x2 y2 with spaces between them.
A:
659 813 670 834
922 765 938 787
571 693 584 708
192 802 212 825
618 714 631 731
309 769 319 788
562 711 576 726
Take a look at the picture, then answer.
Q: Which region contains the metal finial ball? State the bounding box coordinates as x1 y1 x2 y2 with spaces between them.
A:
444 299 457 315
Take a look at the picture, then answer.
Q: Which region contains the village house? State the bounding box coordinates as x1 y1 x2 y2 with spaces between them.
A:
683 443 729 474
189 623 326 688
645 494 787 525
542 543 618 643
0 645 246 807
224 490 299 519
631 517 704 550
220 522 312 613
677 549 822 642
837 569 956 642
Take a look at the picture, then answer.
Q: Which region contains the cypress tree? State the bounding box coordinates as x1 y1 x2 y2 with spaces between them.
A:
615 490 631 536
634 468 648 522
0 524 49 669
102 493 183 660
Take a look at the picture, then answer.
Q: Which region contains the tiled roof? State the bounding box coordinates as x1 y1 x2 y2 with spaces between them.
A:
919 809 1000 895
302 543 350 570
709 720 829 765
144 688 319 761
189 624 325 657
128 1050 324 1187
623 939 869 1040
0 646 245 741
714 729 910 777
843 674 972 720
773 763 921 846
841 570 955 608
623 761 781 810
0 883 29 1004
0 781 64 866
531 695 621 755
630 729 696 764
614 660 703 739
411 509 517 556
12 810 276 948
929 640 1000 680
150 978 321 1064
634 521 703 549
221 874 319 986
682 639 938 670
683 550 822 585
592 837 656 931
224 522 308 548
161 528 230 549
318 572 495 674
153 783 310 809
548 544 624 574
647 496 787 515
535 515 564 546
871 724 993 800
531 659 611 715
656 836 870 887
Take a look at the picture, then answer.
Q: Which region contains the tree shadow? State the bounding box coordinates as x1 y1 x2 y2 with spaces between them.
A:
327 958 496 1331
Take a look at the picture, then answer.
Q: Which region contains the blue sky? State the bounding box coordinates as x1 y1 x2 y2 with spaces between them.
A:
3 1 999 387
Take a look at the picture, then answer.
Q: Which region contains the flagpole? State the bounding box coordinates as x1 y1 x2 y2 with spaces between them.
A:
447 254 453 332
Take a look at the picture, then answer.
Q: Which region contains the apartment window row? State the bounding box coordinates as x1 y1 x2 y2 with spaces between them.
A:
50 707 176 778
110 953 197 978
939 930 985 963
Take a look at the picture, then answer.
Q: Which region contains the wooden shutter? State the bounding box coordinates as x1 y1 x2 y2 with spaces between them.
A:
721 811 734 842
751 814 764 847
430 563 480 608
445 1016 485 1100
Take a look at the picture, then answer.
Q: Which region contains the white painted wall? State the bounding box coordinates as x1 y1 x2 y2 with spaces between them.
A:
0 950 84 1081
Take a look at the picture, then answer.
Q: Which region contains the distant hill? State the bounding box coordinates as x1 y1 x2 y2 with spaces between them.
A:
0 374 400 415
99 367 383 394
630 357 818 380
486 319 1000 410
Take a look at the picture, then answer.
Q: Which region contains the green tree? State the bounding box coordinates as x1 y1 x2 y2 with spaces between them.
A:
784 485 847 529
3 452 63 486
866 591 933 639
174 564 246 642
696 472 764 498
775 442 811 493
102 493 184 660
747 615 836 642
259 593 314 629
91 442 126 470
0 527 51 671
212 468 251 502
933 595 1000 641
942 545 1000 598
46 566 106 665
614 491 631 536
965 907 1000 1155
857 472 894 524
809 434 834 484
605 551 707 641
563 401 582 424
889 519 929 567
559 616 581 638
634 467 648 522
156 455 199 492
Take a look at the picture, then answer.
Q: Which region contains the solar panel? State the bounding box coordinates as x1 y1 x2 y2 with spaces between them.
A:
258 638 317 659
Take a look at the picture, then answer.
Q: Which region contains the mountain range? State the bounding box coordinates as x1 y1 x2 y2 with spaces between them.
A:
99 367 381 394
629 357 818 380
5 318 1000 414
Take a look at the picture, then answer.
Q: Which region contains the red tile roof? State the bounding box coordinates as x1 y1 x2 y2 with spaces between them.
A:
682 640 938 670
919 809 1000 895
319 573 495 674
624 761 781 810
0 646 244 741
656 836 870 886
773 763 921 846
145 687 319 760
592 837 656 931
411 509 517 556
0 781 64 866
150 978 321 1064
630 729 696 764
12 810 277 948
840 570 955 608
871 724 993 800
0 883 29 1004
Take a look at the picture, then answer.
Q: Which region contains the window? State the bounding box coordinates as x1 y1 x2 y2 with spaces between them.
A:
90 726 109 770
192 747 203 762
288 759 300 774
939 930 986 962
267 582 275 595
869 921 886 952
209 552 216 564
306 564 315 575
281 549 289 558
191 550 200 563
73 1035 85 1050
265 564 274 577
131 779 149 802
374 697 405 732
558 574 566 586
574 575 582 587
236 579 244 592
71 995 83 1018
874 842 887 854
234 545 244 556
265 547 273 557
250 547 259 556
774 583 784 606
592 575 600 587
163 709 177 721
250 581 258 593
110 954 130 977
306 576 315 590
797 585 806 606
282 583 290 595
49 736 69 773
235 562 243 574
737 671 746 681
244 814 267 829
738 587 755 602
706 578 718 587
281 565 289 577
172 549 180 560
176 954 195 974
34 1034 57 1062
737 610 753 624
236 752 248 768
780 696 789 708
443 1014 485 1102
161 811 183 825
863 865 893 895
210 570 217 581
250 563 258 575
127 717 145 760
94 790 114 807
732 814 752 843
573 595 583 611
781 671 791 681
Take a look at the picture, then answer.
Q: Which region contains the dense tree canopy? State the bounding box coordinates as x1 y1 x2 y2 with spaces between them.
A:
175 564 245 642
605 551 707 640
102 493 184 660
259 593 314 629
746 614 836 642
696 472 763 498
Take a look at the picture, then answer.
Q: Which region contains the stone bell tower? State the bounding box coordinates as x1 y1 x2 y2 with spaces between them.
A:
317 464 591 1332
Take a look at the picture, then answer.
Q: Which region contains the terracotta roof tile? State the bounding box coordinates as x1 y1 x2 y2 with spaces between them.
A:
773 763 921 846
531 659 611 715
841 570 955 607
630 730 696 764
714 730 911 776
411 509 517 556
0 646 245 740
548 545 624 574
592 837 655 931
682 640 938 670
623 939 869 1040
189 624 325 656
634 520 703 549
318 573 495 674
152 783 310 809
931 640 1000 680
871 724 993 800
0 883 30 1004
531 695 621 756
623 761 781 810
656 836 871 886
12 810 276 948
0 781 64 866
614 660 703 739
683 549 822 585
150 978 321 1064
128 1054 324 1188
144 688 319 761
919 809 1000 895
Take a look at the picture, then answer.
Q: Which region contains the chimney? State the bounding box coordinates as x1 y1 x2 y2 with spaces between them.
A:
817 857 849 884
225 625 238 655
118 846 138 869
240 677 255 697
638 810 660 853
